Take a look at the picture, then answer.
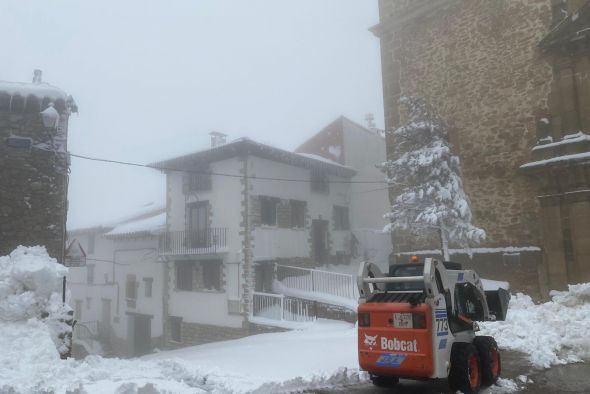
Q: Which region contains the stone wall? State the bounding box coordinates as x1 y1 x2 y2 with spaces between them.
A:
376 0 553 252
0 110 69 260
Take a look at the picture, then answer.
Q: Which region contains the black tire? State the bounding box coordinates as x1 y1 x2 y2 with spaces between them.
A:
449 342 482 394
370 375 399 388
474 336 501 386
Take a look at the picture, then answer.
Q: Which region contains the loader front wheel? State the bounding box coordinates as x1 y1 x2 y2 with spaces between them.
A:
370 375 399 388
474 336 501 386
449 342 481 394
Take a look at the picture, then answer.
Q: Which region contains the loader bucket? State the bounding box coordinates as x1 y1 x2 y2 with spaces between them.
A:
485 288 510 321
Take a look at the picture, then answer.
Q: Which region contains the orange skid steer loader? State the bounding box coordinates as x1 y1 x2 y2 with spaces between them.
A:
357 258 510 394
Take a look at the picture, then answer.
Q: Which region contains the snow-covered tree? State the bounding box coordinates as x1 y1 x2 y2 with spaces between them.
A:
383 97 485 260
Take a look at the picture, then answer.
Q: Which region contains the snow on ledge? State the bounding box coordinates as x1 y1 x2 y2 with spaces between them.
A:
532 131 590 151
521 151 590 169
396 246 541 256
0 81 67 101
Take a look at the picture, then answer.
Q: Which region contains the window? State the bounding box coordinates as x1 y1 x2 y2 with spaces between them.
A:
333 205 350 230
260 196 279 226
75 300 82 319
202 261 222 291
86 297 92 310
126 275 138 308
290 200 306 228
87 265 94 284
143 277 153 297
185 169 211 193
176 262 194 291
311 172 329 193
169 317 182 342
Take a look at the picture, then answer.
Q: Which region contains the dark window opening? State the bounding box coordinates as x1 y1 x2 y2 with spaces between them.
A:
311 172 329 194
202 261 222 291
290 200 306 228
176 262 193 291
260 196 279 226
186 168 211 192
333 205 350 230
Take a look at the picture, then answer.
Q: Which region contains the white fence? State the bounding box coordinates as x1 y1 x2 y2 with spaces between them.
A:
251 291 314 322
276 264 357 300
74 320 99 340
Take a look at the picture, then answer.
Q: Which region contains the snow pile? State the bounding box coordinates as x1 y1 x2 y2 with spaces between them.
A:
480 283 590 368
0 246 72 355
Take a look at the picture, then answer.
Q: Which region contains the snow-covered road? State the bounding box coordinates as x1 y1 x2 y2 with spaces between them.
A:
1 247 590 393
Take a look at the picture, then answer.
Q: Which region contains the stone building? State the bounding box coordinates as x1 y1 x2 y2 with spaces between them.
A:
0 71 77 261
372 0 590 296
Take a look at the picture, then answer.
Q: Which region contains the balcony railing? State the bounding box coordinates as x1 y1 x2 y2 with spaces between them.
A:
159 229 228 256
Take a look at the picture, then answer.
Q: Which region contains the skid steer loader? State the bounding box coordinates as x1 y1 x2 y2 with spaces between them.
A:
357 258 510 394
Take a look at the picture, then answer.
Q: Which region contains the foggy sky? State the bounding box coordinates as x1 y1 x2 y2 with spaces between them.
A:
1 0 383 229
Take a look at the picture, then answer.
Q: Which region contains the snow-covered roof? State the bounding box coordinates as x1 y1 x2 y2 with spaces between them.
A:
0 81 67 102
68 202 165 235
152 137 356 177
104 211 166 238
296 152 345 167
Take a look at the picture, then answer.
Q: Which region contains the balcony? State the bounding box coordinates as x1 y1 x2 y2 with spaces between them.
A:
159 229 229 256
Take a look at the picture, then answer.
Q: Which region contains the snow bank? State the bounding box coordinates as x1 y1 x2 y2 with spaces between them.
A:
0 246 72 355
0 251 363 394
480 283 590 368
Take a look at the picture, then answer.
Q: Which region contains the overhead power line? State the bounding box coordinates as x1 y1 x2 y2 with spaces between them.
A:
70 153 390 185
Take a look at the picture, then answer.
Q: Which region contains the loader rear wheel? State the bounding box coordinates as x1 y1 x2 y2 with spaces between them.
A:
449 342 481 394
474 336 501 386
370 375 399 388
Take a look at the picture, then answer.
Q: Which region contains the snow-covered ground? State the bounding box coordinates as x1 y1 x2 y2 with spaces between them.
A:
480 283 590 368
1 247 589 393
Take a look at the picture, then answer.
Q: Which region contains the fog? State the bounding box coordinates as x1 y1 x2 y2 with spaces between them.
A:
1 0 383 228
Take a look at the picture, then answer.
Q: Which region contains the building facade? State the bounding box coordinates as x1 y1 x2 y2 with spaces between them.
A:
0 71 76 260
373 0 590 296
68 118 390 354
67 205 165 357
153 118 389 347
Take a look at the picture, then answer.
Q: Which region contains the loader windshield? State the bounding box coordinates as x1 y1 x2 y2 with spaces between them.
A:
387 264 425 291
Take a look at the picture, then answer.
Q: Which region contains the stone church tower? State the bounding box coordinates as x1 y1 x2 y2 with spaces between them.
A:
0 71 77 261
373 0 590 296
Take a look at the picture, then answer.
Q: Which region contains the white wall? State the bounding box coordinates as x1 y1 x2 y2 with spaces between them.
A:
342 120 389 231
166 157 245 328
110 237 163 340
249 155 352 262
67 231 117 325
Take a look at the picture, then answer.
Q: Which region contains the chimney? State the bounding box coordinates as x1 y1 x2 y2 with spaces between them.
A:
33 69 43 84
209 131 228 148
364 113 376 129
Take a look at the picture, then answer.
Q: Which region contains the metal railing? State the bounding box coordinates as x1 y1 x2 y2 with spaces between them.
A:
159 229 228 255
251 291 315 322
276 264 357 300
74 320 99 340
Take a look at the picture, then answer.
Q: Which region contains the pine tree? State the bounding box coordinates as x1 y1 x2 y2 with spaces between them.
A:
383 97 485 260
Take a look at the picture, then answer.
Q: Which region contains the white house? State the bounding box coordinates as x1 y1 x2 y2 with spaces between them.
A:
66 204 166 357
152 117 390 347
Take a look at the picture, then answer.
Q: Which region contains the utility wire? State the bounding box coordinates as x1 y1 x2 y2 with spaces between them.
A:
70 153 390 185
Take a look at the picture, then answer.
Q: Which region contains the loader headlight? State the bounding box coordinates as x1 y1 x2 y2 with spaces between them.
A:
358 312 371 327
